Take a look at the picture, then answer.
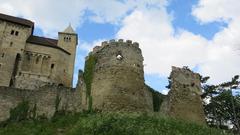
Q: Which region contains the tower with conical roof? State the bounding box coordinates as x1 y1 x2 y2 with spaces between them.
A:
58 24 78 86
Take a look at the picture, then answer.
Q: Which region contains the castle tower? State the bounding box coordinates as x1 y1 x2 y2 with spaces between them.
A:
83 39 153 112
0 14 33 87
58 24 78 86
160 66 206 125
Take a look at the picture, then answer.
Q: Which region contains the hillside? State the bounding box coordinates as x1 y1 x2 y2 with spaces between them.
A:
0 112 231 135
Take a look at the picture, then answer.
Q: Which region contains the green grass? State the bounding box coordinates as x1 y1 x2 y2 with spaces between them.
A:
0 112 231 135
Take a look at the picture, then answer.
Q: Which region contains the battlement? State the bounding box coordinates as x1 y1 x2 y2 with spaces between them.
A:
88 39 140 57
101 39 139 47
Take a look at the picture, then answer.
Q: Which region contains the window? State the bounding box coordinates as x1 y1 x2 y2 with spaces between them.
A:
36 57 39 64
2 53 4 58
64 36 71 42
10 30 14 35
51 64 55 69
10 42 13 47
15 31 19 36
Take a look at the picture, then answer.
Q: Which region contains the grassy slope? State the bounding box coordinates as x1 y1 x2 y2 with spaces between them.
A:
0 112 231 135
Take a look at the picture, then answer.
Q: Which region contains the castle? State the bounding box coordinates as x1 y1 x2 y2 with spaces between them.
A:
0 13 206 125
0 13 77 89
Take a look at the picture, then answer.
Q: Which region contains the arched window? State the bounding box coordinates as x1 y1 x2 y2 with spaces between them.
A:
51 64 55 69
64 36 71 42
36 56 40 64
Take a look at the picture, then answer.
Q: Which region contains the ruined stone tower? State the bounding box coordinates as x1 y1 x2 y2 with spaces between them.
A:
83 39 153 112
160 66 206 124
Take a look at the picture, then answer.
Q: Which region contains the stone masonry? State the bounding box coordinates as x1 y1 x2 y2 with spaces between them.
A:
160 66 206 124
0 13 207 125
81 39 153 112
0 85 82 122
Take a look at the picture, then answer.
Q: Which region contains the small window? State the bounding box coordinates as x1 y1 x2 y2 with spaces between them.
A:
64 36 71 42
2 53 4 58
15 31 19 36
10 42 13 47
51 64 55 69
0 64 1 68
11 30 14 35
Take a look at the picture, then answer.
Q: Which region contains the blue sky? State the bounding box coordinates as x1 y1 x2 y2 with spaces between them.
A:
1 0 239 94
71 0 230 93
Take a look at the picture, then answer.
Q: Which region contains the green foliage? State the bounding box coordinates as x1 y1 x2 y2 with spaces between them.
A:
0 112 231 135
201 75 240 133
83 54 97 97
9 100 30 122
146 85 166 112
83 54 97 111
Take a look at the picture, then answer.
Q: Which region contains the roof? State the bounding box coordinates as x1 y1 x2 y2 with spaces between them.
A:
0 13 34 28
63 24 76 34
26 36 70 55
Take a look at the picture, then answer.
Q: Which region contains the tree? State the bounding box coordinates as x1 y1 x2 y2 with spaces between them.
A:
201 75 240 133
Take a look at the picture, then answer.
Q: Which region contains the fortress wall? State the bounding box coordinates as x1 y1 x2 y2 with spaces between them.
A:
160 66 206 125
88 39 153 112
0 85 81 122
14 43 71 89
0 21 32 87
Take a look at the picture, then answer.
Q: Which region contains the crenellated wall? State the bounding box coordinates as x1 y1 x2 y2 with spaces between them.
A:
82 39 153 112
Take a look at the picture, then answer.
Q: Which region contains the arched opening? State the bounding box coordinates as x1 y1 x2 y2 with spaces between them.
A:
10 53 21 87
58 83 64 87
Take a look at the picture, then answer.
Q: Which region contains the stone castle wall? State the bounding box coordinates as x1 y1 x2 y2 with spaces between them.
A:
0 16 77 89
14 42 72 89
0 85 81 122
160 66 206 124
84 39 153 112
0 20 32 87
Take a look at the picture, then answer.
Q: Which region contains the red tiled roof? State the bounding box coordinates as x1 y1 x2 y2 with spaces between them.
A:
0 13 34 28
27 36 70 55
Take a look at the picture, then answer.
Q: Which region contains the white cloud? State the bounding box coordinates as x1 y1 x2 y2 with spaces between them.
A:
192 0 240 83
117 0 240 85
1 0 239 86
161 89 169 95
192 0 240 23
117 8 208 77
0 0 167 37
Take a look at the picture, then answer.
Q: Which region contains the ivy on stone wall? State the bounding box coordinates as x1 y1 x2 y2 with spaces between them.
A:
9 100 30 122
55 93 61 111
146 85 166 112
83 54 97 111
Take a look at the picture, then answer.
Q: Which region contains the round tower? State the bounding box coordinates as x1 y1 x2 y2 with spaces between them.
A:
85 39 153 112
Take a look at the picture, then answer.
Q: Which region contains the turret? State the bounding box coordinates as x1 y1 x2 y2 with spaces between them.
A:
58 24 78 86
58 24 78 53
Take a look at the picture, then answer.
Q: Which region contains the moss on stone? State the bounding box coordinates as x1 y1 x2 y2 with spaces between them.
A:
9 100 30 122
83 54 97 111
